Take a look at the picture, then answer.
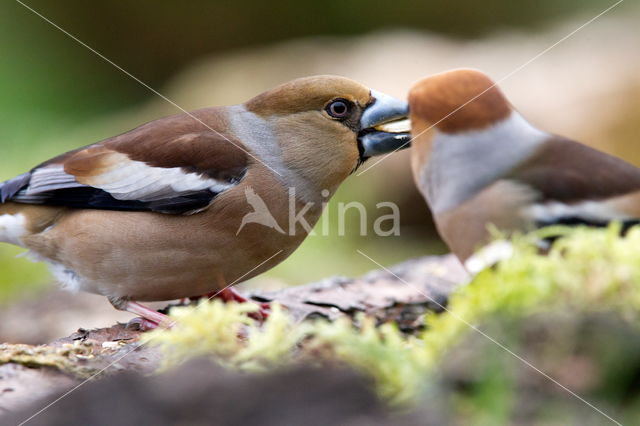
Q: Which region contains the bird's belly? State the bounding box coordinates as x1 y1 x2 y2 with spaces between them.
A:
434 180 538 261
25 208 306 302
54 240 289 301
36 248 230 301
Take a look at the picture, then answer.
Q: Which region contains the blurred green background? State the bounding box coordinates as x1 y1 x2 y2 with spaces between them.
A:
1 0 639 301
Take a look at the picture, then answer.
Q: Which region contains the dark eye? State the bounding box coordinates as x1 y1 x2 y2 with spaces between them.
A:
326 99 351 119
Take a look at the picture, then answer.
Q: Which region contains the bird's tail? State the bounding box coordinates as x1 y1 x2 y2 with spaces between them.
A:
0 172 30 203
0 172 32 245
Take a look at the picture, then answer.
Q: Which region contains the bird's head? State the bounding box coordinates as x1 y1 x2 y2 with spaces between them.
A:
242 75 410 194
408 69 514 178
409 69 512 136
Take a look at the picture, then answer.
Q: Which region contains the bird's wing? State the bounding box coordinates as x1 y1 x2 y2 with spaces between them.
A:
508 136 640 225
1 110 250 214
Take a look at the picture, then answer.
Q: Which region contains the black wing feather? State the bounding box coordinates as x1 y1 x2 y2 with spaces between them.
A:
1 182 217 214
0 172 32 203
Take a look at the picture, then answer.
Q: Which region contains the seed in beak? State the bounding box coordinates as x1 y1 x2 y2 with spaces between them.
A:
374 118 411 134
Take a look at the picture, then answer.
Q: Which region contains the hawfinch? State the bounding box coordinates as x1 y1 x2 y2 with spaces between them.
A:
0 75 410 328
409 69 640 267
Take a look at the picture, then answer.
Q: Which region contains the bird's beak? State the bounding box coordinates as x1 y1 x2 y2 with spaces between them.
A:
358 90 411 159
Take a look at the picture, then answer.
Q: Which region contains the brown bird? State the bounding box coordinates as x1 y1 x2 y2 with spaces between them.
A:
409 69 640 270
0 75 410 328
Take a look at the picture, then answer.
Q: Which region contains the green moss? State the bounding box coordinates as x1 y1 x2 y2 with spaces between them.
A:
425 224 640 351
148 224 640 409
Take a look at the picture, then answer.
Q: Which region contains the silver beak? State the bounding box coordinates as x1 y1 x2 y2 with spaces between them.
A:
358 90 411 158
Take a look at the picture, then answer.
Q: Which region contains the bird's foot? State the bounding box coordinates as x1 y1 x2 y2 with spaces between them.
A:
122 301 174 330
126 316 161 331
192 287 271 321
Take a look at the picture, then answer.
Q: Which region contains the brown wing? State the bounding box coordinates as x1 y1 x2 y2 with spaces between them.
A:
509 136 640 203
1 109 249 214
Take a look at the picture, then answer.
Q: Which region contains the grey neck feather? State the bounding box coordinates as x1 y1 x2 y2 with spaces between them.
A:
423 112 547 214
227 105 325 204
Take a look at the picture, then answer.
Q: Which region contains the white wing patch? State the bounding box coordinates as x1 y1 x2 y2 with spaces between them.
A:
82 157 234 201
24 155 235 202
525 200 631 224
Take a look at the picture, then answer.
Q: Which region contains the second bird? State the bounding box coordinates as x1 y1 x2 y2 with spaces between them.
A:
409 69 640 267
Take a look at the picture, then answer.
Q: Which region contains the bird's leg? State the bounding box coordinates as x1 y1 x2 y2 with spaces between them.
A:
214 287 265 306
126 316 162 331
189 272 271 320
124 301 174 329
109 297 173 331
214 288 271 321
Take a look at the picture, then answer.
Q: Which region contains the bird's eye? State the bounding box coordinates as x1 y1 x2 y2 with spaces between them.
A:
325 99 351 119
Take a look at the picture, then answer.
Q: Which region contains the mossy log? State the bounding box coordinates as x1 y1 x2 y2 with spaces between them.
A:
0 254 467 415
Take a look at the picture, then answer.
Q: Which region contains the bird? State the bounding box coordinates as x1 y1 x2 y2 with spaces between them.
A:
409 69 640 271
236 187 285 236
0 75 411 329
